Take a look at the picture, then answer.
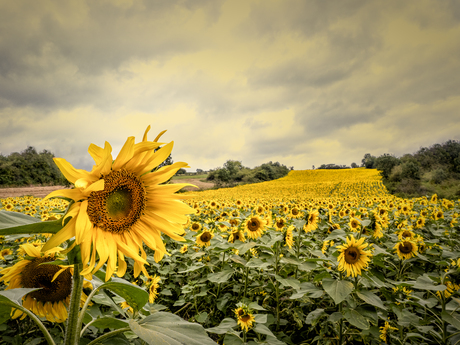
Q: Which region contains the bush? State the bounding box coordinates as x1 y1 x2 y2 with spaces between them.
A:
431 168 448 184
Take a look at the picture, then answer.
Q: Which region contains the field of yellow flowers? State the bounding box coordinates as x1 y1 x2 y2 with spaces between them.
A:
1 168 460 345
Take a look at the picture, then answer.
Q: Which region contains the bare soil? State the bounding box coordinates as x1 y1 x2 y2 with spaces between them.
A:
0 179 213 198
0 186 70 199
170 178 214 191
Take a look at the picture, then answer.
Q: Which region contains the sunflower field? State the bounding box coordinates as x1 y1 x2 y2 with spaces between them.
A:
1 134 460 345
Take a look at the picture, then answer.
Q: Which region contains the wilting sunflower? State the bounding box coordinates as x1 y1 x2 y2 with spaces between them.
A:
196 230 214 247
394 240 418 260
0 243 90 323
337 235 373 277
244 215 267 240
304 210 320 233
41 127 195 281
380 320 398 342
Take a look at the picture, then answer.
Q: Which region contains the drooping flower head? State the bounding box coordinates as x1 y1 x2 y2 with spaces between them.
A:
42 127 195 281
0 243 90 323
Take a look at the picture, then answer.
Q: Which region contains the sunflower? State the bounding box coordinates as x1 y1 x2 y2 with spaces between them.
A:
190 222 202 232
228 229 246 243
0 248 13 260
379 320 398 342
41 127 195 281
234 304 255 332
244 215 267 240
394 240 418 260
196 230 214 247
289 207 302 219
0 243 90 323
336 235 372 277
180 244 188 253
349 218 361 232
284 225 294 249
397 229 415 241
304 210 319 233
146 274 161 303
274 217 287 231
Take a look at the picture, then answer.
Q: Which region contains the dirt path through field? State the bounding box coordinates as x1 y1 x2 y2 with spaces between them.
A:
0 178 213 198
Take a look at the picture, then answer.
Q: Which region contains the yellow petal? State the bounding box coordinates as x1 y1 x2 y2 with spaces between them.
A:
142 125 151 142
82 179 105 196
112 136 135 170
54 158 95 184
41 217 76 253
75 200 91 244
43 188 85 202
153 130 167 142
137 141 174 175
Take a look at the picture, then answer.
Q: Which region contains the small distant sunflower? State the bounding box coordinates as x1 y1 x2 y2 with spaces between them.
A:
289 207 302 219
244 215 267 240
41 126 195 281
228 229 246 243
146 274 161 303
196 230 214 247
328 223 340 233
255 205 265 215
304 210 319 233
337 235 372 277
432 209 444 220
284 225 294 249
274 217 287 231
397 229 415 241
190 222 202 232
349 218 361 232
234 304 255 332
415 217 426 229
3 203 14 211
229 218 239 227
0 248 13 260
380 320 398 343
394 240 418 260
0 243 90 323
209 200 218 209
180 244 188 253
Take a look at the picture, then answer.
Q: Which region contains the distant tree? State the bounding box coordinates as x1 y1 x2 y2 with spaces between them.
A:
196 168 203 174
177 168 186 175
351 162 358 168
362 153 376 168
375 154 400 180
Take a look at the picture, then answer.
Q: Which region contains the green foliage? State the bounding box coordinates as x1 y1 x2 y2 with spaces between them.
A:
0 146 68 187
362 140 460 199
207 160 289 187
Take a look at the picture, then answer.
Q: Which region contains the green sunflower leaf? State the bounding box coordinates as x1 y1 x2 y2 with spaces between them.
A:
322 278 354 305
0 288 41 306
96 278 149 312
0 210 64 236
356 290 385 309
207 269 234 283
343 308 369 329
205 318 237 334
411 275 447 291
129 312 216 345
89 316 130 330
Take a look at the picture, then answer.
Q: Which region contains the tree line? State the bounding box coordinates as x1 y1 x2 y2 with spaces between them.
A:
206 160 292 187
361 140 460 199
0 146 68 187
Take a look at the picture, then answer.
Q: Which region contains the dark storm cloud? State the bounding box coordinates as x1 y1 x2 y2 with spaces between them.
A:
0 0 224 109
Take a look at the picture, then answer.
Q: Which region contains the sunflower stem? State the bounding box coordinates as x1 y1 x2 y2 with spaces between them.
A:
64 263 84 345
11 306 56 345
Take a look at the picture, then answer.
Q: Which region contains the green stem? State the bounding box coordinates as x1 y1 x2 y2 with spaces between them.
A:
294 229 302 279
86 327 131 345
274 242 281 331
338 302 343 345
11 306 56 345
243 329 247 343
77 281 103 337
64 263 84 345
243 267 249 299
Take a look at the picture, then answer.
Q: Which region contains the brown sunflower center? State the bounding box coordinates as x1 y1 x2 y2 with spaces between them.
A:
240 314 252 322
402 231 412 238
351 220 359 228
192 223 200 230
200 232 212 242
276 220 285 228
292 208 299 215
87 170 146 234
399 242 413 254
21 257 72 303
248 219 260 232
344 247 361 264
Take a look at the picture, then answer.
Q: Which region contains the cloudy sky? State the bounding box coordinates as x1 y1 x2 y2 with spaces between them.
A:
1 0 459 172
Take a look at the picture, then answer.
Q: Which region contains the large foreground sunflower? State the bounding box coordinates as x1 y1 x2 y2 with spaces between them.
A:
0 243 90 323
337 235 373 277
42 126 195 281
